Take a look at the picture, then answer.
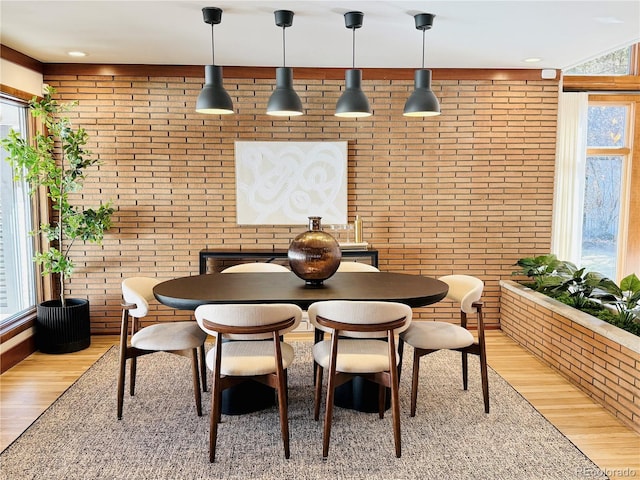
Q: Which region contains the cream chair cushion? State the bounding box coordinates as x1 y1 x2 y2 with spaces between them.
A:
439 274 483 314
308 300 411 339
196 303 302 341
222 263 289 273
400 321 474 350
312 339 400 374
131 322 208 351
336 262 380 272
122 277 162 318
206 340 295 376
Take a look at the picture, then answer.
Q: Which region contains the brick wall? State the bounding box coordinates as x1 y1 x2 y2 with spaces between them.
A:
43 70 559 332
500 280 640 432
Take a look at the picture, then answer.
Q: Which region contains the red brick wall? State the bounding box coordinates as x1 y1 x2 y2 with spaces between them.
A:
43 71 559 332
501 280 640 432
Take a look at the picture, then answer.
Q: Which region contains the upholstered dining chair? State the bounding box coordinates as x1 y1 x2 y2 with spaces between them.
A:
309 300 412 458
118 277 208 419
336 261 380 272
312 261 381 375
221 262 290 273
399 274 489 416
195 303 302 462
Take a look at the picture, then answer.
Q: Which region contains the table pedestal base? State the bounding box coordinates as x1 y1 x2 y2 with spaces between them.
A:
335 378 391 412
221 381 276 415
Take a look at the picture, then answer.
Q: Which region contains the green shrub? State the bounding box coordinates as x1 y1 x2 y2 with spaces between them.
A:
513 256 639 337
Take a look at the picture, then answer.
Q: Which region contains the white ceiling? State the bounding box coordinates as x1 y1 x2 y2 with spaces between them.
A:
1 1 639 71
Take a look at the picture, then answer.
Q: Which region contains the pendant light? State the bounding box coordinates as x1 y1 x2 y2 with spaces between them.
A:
266 10 303 116
196 7 234 115
403 13 441 117
335 11 371 118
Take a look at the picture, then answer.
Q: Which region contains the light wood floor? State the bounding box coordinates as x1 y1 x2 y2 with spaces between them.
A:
1 331 638 478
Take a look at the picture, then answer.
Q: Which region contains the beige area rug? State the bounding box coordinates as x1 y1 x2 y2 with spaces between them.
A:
0 342 608 480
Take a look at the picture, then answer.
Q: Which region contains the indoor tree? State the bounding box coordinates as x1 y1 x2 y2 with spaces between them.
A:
2 86 114 306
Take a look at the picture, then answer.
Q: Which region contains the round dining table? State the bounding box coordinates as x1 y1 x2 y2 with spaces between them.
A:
153 271 449 414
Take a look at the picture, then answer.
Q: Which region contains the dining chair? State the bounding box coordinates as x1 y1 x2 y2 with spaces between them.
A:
336 261 380 272
195 303 302 462
118 277 208 419
312 261 381 376
221 262 290 273
399 274 489 416
309 300 412 458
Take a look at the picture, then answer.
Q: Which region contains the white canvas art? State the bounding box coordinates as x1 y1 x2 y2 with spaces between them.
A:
235 141 348 225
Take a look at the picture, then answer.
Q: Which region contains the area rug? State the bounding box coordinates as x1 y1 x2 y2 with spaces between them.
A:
0 342 607 480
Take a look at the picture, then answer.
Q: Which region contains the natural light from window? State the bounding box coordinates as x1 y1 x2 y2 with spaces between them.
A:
565 45 632 76
580 104 630 279
0 98 37 322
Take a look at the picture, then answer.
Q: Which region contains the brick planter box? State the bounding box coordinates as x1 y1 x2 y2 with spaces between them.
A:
500 280 640 432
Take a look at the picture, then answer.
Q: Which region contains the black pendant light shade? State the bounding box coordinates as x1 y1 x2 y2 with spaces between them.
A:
335 11 371 118
403 13 441 117
403 69 440 117
267 10 303 116
335 69 370 117
267 67 303 116
196 7 234 115
196 65 234 114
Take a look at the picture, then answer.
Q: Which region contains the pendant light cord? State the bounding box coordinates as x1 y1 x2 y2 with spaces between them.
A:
421 28 426 69
211 23 215 65
351 27 356 68
282 26 286 67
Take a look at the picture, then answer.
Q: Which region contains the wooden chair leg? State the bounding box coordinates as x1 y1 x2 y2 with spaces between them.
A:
273 335 290 459
480 349 490 413
209 381 219 462
388 334 401 458
117 308 129 419
209 342 222 463
410 351 421 417
314 364 323 421
129 356 137 396
462 351 469 391
322 334 339 458
117 351 127 420
199 343 208 392
378 384 385 419
191 348 202 417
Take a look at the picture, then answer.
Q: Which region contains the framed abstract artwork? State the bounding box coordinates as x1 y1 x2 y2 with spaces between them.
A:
235 141 348 225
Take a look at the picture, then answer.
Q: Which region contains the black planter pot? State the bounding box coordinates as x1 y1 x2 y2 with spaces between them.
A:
36 298 91 354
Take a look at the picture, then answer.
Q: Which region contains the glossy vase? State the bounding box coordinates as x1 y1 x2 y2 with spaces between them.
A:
288 216 342 286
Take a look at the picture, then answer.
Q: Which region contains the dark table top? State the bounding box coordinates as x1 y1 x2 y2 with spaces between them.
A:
153 272 448 311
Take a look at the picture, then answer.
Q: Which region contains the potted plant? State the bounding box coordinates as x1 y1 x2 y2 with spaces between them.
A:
1 87 114 353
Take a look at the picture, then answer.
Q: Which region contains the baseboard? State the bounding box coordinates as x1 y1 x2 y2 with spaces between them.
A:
1 334 36 373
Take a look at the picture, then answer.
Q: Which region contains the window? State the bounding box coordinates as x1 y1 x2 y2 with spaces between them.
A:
0 97 37 322
580 100 635 280
565 45 633 76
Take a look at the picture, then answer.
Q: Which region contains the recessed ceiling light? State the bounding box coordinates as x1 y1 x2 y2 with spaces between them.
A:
523 57 542 63
595 16 624 24
67 51 87 57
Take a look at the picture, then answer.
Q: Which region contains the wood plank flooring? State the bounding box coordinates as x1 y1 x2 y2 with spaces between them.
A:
1 331 638 479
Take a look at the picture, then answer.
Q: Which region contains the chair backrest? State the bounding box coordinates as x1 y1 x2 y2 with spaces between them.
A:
221 262 290 273
438 275 484 314
122 277 162 318
195 303 302 340
308 300 412 339
336 262 380 272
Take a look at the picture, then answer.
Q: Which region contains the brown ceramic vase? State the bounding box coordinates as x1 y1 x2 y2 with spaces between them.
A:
288 216 341 286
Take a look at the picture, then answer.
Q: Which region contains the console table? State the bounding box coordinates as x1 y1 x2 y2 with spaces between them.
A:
199 248 378 274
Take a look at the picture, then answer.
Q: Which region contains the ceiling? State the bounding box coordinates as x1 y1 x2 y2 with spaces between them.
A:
2 1 639 71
